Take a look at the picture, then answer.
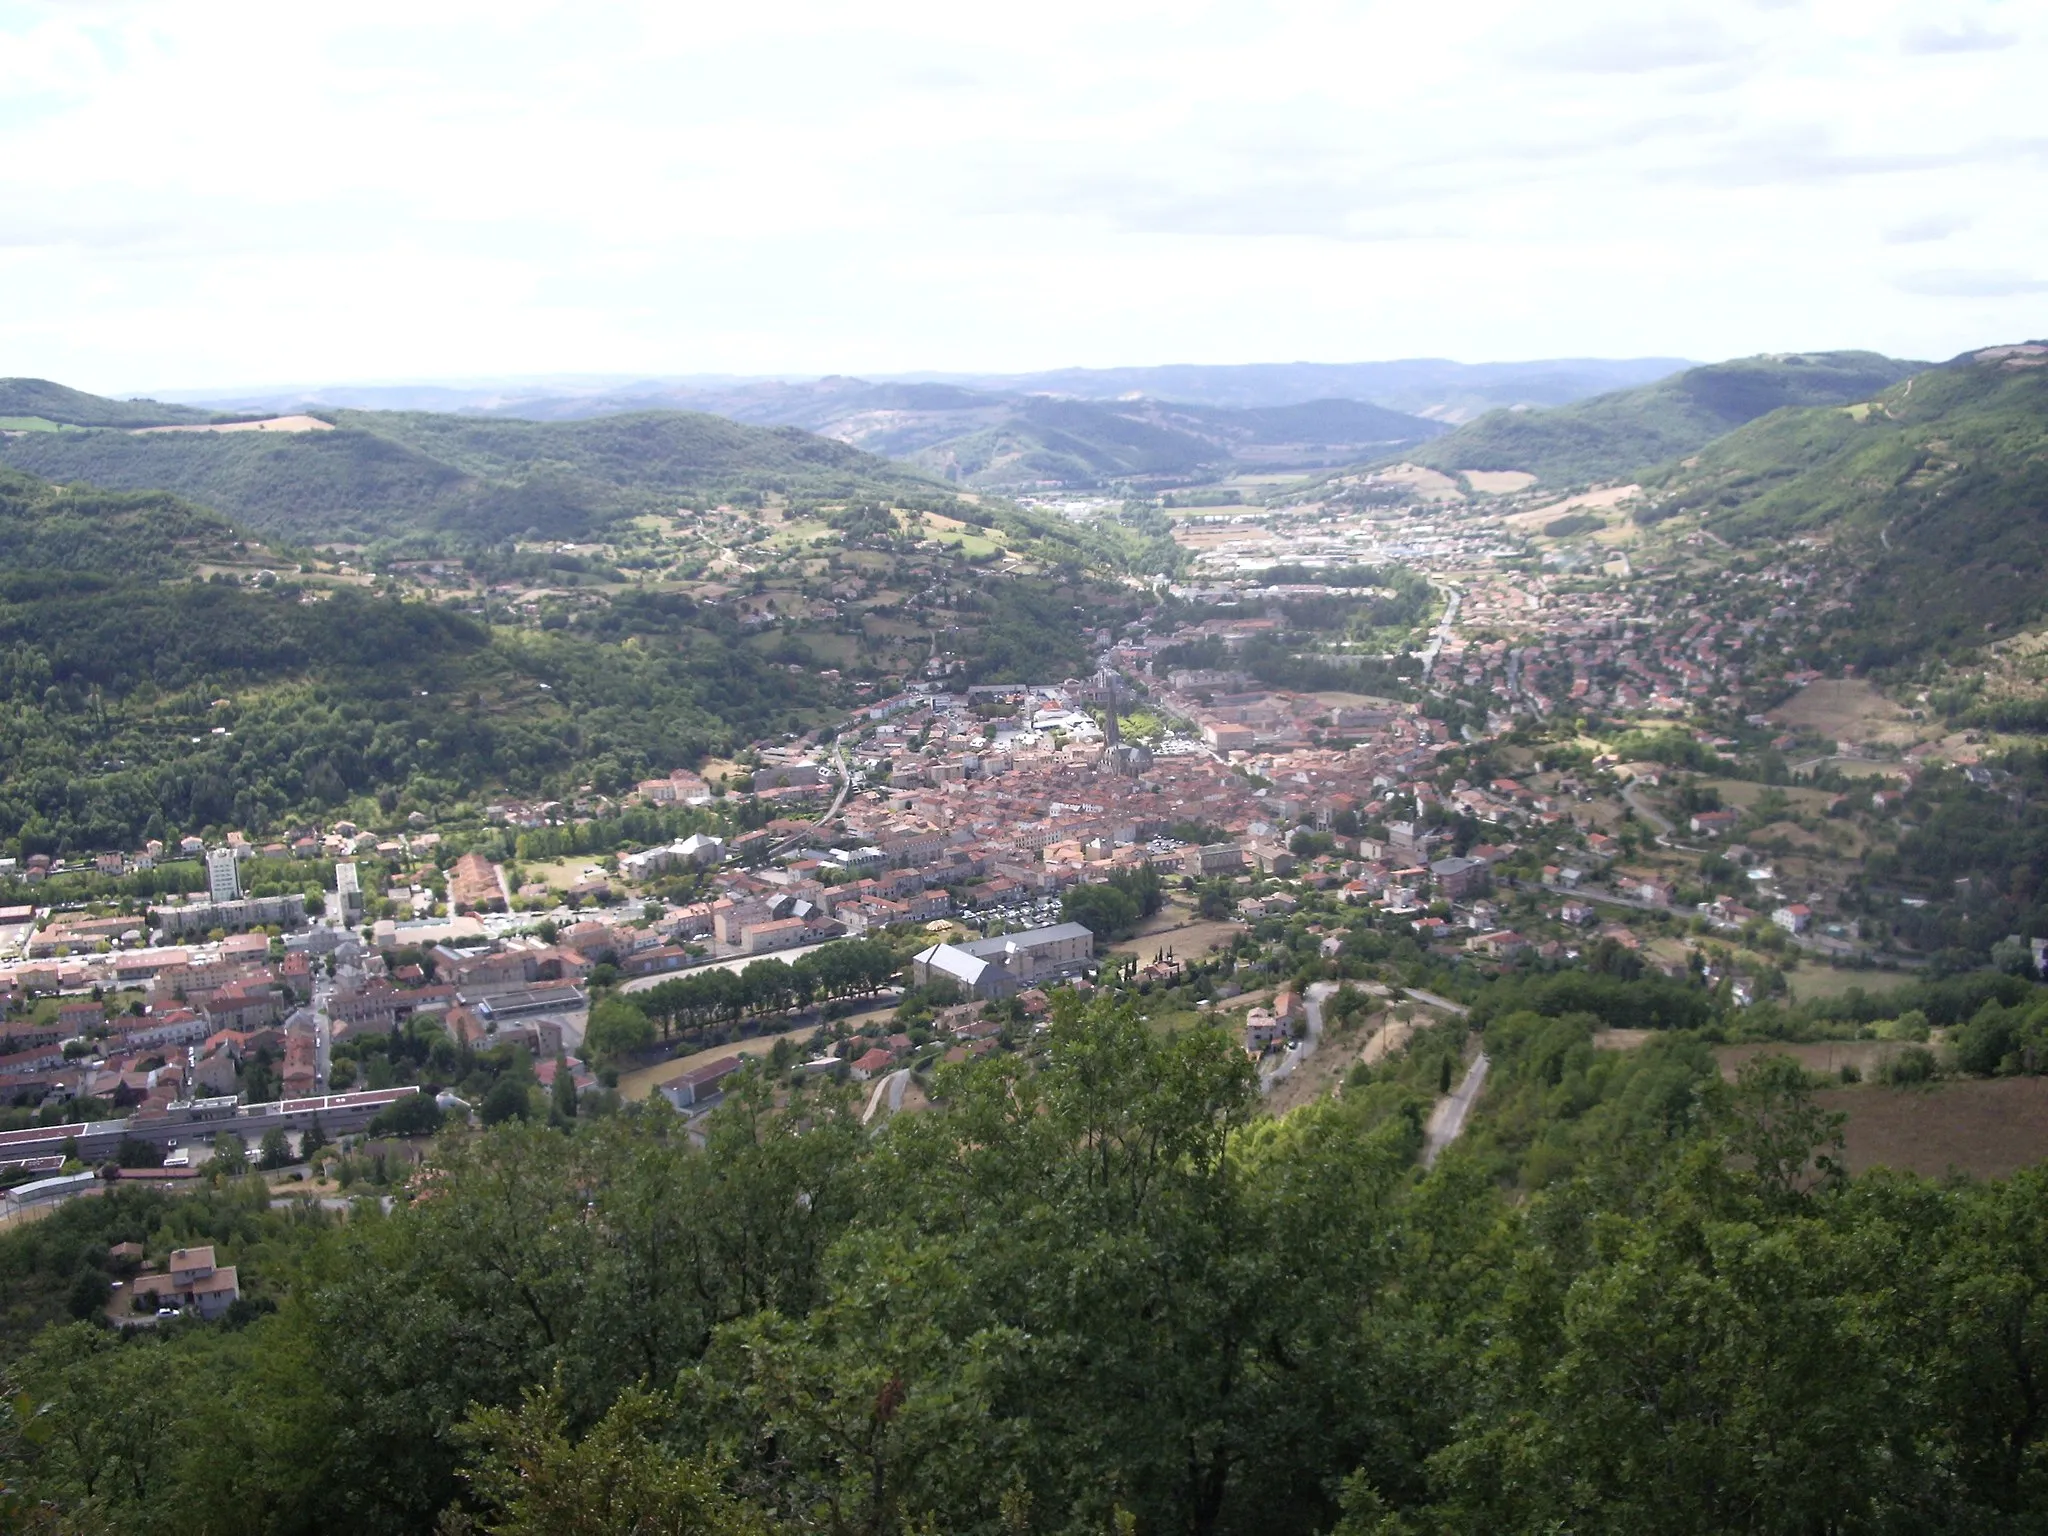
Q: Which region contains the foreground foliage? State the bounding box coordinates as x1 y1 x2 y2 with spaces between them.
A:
6 989 2048 1533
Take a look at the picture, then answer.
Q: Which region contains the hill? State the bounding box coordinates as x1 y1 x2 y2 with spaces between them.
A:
0 466 255 580
0 377 220 430
0 390 953 547
1641 343 2048 665
489 382 1444 490
1399 351 1924 487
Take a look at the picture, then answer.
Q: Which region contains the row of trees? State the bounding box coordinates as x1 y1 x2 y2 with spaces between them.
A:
582 939 904 1063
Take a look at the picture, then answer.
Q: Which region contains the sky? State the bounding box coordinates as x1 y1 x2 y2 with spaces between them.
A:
0 0 2042 393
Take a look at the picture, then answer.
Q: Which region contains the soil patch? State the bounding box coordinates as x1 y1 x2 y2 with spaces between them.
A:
1817 1078 2048 1179
1768 679 1921 748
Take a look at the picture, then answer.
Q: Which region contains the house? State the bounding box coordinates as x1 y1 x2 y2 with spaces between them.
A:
849 1047 897 1081
1243 1008 1286 1050
657 1056 744 1110
1773 903 1813 935
1689 809 1742 837
132 1245 241 1320
1467 930 1531 961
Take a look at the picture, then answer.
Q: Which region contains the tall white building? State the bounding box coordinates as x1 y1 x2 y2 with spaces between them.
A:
205 846 242 904
334 860 363 922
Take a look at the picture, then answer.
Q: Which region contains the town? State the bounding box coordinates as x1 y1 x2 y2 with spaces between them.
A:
3 471 1990 1217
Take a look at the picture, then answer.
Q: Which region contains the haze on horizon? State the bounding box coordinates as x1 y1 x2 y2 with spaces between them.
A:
0 0 2041 396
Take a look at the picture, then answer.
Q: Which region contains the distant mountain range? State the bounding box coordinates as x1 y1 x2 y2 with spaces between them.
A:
149 357 1697 492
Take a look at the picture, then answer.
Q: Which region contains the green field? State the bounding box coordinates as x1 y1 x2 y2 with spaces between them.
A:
1786 964 1920 1004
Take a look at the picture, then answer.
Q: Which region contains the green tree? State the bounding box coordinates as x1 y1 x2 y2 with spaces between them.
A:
481 1077 533 1127
257 1127 294 1170
583 997 655 1065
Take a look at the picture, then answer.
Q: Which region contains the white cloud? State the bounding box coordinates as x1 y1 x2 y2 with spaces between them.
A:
0 0 2040 389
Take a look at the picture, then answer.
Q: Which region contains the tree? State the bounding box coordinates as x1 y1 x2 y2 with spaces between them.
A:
550 1055 578 1125
583 997 655 1065
1061 881 1140 944
368 1092 444 1138
482 1077 533 1127
258 1127 294 1170
211 1132 247 1174
453 1383 766 1536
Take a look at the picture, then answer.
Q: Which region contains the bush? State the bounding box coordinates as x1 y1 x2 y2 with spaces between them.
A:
1883 1046 1938 1086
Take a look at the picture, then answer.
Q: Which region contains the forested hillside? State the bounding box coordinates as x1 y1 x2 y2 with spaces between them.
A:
1645 345 2048 665
0 377 218 430
1399 350 1922 487
0 402 949 546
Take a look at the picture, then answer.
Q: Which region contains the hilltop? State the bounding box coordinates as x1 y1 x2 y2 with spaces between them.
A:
0 377 221 430
1399 351 1923 488
1640 343 2048 665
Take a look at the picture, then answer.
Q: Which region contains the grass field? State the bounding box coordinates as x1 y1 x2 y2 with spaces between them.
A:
1816 1077 2048 1179
1786 965 1920 1004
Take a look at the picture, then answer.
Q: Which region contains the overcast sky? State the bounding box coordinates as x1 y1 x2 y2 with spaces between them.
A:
1 0 2041 393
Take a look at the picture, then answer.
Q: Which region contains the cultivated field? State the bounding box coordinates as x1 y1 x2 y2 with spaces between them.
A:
1816 1078 2048 1179
132 415 334 434
1463 470 1537 495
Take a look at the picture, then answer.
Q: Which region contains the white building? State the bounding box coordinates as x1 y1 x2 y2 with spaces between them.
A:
206 847 242 904
335 861 363 922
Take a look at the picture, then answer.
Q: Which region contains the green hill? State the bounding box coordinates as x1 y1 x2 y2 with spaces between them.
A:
0 397 952 546
0 466 254 580
0 377 219 429
1642 343 2048 665
1400 351 1923 487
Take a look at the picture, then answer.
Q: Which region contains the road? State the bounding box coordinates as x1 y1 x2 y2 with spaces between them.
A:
1418 586 1462 683
1621 782 1674 839
1422 1052 1490 1168
862 1067 911 1124
1400 987 1469 1017
767 742 851 859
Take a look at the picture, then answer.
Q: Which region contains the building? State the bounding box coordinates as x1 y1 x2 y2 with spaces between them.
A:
334 860 363 923
152 893 308 938
448 853 506 914
1773 903 1813 934
206 847 242 904
910 921 1096 1000
1184 843 1246 877
1430 856 1489 900
657 1056 743 1110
